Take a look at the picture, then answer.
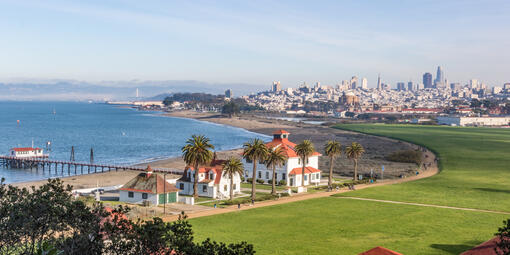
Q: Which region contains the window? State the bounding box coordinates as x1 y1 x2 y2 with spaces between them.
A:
179 183 184 190
304 175 308 181
258 171 261 178
224 185 227 191
282 173 286 180
246 158 253 163
233 184 236 190
311 174 315 180
316 173 320 179
306 158 309 164
142 193 148 199
128 191 134 198
202 185 207 192
210 173 214 179
298 158 301 164
265 171 269 179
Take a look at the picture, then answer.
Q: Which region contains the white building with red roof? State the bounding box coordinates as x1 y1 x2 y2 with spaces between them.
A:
119 165 179 205
243 130 322 187
9 147 48 158
175 159 242 199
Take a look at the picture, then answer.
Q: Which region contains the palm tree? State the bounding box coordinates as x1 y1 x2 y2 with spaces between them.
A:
182 135 214 198
264 147 287 195
243 138 269 201
295 140 315 187
345 142 365 181
222 157 244 200
324 140 342 190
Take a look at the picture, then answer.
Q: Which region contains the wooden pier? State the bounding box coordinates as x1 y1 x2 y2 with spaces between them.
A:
0 156 182 176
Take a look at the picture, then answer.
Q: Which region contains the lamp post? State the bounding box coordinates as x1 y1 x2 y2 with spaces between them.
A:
164 172 166 215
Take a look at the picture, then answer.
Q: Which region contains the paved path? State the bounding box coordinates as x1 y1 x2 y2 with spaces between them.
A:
336 197 510 215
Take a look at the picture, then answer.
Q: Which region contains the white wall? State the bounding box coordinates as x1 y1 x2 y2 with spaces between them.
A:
119 190 157 205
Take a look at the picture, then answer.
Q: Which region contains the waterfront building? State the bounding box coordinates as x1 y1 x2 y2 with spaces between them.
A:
242 130 322 187
423 73 433 88
176 159 242 199
9 147 47 158
119 165 179 205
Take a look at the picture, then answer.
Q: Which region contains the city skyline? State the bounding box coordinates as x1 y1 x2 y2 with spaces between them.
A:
1 0 509 89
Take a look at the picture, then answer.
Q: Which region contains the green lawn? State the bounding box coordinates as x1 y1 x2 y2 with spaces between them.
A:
333 124 510 212
189 125 510 254
241 182 287 191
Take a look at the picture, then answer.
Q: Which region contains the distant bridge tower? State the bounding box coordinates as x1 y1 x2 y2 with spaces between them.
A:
136 88 139 98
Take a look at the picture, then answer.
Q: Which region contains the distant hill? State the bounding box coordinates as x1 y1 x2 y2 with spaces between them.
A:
0 80 266 101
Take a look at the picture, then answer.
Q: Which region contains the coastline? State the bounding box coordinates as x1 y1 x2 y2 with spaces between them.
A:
12 110 425 190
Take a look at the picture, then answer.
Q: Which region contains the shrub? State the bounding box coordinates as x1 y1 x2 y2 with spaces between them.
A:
278 180 287 186
256 179 265 184
385 150 423 165
240 176 245 182
246 178 253 183
267 179 273 184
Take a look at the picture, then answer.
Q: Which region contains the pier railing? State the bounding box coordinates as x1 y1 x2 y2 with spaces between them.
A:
0 156 183 176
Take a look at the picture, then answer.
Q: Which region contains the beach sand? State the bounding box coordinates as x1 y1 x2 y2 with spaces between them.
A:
13 110 418 189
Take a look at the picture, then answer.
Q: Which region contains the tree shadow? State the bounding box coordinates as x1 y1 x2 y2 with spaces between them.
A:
430 240 484 254
474 187 510 194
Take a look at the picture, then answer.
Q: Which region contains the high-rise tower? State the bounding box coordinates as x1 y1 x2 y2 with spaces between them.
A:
423 73 433 88
377 74 382 90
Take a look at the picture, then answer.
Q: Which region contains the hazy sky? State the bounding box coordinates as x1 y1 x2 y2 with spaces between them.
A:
1 0 509 88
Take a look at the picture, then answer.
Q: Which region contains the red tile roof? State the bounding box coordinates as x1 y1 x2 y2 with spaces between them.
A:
265 131 322 158
178 160 226 185
11 147 41 152
289 166 321 175
120 172 179 194
273 129 290 135
460 237 501 255
359 246 403 255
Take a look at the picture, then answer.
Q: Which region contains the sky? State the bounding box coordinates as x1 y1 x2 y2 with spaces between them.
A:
1 0 509 89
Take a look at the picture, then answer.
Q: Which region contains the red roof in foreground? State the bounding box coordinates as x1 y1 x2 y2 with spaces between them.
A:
11 147 41 152
359 246 403 255
460 237 501 255
289 166 321 175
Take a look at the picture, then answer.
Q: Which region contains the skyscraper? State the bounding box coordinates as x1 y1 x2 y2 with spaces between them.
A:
361 78 368 90
225 89 233 99
272 81 281 92
407 81 413 91
423 73 433 88
435 66 444 85
350 76 358 89
377 74 382 90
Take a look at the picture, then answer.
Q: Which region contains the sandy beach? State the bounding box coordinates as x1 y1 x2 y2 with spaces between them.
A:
13 110 420 189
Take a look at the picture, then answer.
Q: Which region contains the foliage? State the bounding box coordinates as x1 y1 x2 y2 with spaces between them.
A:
222 157 245 200
256 179 265 184
278 180 287 186
295 140 315 186
345 142 365 180
324 140 342 189
495 219 510 255
243 138 270 200
0 178 255 255
222 101 240 118
264 147 287 195
385 149 423 165
182 135 215 198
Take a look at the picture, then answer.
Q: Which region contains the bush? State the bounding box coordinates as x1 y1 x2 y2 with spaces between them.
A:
240 176 245 182
385 150 423 165
256 179 265 184
278 180 287 186
246 178 253 183
267 179 273 184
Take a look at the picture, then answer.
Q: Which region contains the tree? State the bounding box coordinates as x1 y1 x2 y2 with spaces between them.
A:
243 138 269 201
295 140 315 187
182 135 215 198
264 147 287 195
345 142 365 180
324 140 342 190
222 157 245 200
0 178 256 255
222 101 240 118
494 219 510 255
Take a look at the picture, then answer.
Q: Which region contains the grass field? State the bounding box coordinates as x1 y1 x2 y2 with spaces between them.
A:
189 125 510 254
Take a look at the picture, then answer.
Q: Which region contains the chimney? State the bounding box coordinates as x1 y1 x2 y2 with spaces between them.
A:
145 165 153 178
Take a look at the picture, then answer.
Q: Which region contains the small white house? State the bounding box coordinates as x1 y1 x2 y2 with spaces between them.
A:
176 159 242 199
119 165 179 205
9 147 48 158
242 130 322 187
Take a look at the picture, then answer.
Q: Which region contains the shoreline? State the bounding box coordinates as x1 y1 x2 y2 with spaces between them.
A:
11 110 430 190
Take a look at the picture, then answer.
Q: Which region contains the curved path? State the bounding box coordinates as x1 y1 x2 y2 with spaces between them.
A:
161 147 439 222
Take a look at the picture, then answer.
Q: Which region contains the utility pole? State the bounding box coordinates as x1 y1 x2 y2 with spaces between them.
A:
90 148 94 164
163 173 167 215
70 146 75 161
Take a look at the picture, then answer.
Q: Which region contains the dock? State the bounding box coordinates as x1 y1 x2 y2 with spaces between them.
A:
0 156 182 176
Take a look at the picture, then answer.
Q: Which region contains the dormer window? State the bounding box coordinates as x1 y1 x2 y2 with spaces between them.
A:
210 173 214 179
